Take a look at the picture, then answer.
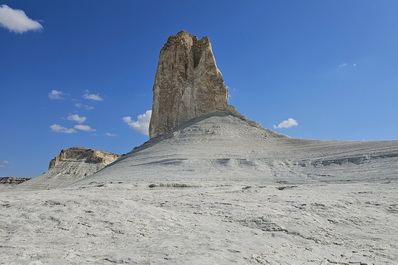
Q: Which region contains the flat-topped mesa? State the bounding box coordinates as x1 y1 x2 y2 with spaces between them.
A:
149 31 235 138
49 147 120 169
12 147 121 190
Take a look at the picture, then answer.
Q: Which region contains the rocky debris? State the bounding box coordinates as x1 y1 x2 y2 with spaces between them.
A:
14 147 121 190
0 177 31 186
49 147 120 169
149 31 236 138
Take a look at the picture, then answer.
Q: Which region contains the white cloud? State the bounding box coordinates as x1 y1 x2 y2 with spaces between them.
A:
339 63 357 68
50 124 76 134
122 110 152 136
83 90 103 101
75 103 94 110
49 90 65 100
74 124 96 132
105 132 117 137
273 118 298 129
67 114 86 124
0 5 43 33
0 160 9 168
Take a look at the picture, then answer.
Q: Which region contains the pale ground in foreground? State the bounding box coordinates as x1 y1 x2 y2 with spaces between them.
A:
1 179 397 265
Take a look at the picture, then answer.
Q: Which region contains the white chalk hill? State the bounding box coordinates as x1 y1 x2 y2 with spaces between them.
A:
74 112 398 187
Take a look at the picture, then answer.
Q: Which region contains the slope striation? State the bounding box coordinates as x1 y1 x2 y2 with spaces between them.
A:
75 112 398 187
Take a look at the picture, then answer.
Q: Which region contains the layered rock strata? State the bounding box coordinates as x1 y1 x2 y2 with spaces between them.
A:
49 147 120 169
0 177 31 191
0 177 31 185
149 31 235 138
14 147 121 190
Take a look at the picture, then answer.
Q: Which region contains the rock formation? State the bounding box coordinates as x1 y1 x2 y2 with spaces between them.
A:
149 31 235 138
49 147 120 169
15 147 121 190
0 177 31 191
0 177 31 185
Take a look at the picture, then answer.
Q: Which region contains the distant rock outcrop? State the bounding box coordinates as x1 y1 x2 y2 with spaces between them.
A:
0 177 31 185
0 177 31 191
149 31 235 138
14 147 121 190
49 147 120 169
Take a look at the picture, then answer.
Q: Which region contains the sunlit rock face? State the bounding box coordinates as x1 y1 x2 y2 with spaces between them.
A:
149 31 235 138
49 147 120 169
14 147 121 190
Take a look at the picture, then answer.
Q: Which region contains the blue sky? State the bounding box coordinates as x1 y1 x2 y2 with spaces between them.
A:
1 1 398 178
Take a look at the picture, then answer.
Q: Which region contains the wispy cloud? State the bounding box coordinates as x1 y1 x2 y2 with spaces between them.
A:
122 110 152 136
75 103 94 110
49 90 65 100
0 160 9 168
0 5 43 33
74 124 96 132
50 124 76 134
67 114 86 124
339 63 357 68
105 132 117 137
83 90 103 101
273 118 298 129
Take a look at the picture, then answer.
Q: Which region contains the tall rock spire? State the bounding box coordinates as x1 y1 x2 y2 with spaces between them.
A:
149 31 235 138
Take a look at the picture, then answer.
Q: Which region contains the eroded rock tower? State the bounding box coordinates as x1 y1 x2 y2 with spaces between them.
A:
149 31 235 138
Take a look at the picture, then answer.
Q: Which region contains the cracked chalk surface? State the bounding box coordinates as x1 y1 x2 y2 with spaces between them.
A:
1 181 397 264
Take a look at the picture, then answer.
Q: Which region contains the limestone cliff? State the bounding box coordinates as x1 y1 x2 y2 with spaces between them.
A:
49 147 120 169
149 31 235 138
14 147 121 190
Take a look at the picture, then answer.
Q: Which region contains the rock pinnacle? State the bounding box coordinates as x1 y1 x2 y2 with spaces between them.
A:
149 31 235 138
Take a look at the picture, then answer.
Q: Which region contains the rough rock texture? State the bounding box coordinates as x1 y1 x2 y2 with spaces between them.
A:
49 147 120 169
14 147 121 190
0 177 31 185
0 177 31 191
149 31 235 138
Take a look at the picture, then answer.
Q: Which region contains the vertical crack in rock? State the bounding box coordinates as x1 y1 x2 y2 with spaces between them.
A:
149 31 235 138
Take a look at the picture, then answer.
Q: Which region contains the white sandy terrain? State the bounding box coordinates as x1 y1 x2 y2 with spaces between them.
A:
1 182 397 264
1 113 398 264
